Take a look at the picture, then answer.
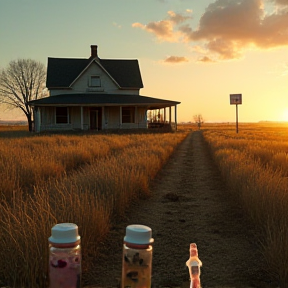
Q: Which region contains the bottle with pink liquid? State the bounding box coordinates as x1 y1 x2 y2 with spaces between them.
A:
121 224 154 288
48 223 81 288
186 243 202 288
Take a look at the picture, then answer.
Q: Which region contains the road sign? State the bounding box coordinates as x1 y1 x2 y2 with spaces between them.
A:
230 93 242 133
230 94 242 105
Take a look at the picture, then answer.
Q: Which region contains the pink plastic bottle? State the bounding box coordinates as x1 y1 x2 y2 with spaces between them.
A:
121 224 154 288
48 223 81 288
186 243 202 288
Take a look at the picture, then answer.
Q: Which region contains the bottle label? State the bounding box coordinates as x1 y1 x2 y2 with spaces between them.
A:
191 265 199 276
122 248 152 288
49 247 81 288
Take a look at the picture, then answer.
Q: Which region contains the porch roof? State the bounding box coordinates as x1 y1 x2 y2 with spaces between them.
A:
29 93 180 109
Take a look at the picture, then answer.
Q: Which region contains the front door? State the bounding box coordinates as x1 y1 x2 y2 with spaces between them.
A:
90 108 102 130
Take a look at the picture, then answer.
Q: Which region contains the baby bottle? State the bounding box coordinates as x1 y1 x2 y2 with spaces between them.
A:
121 224 154 288
186 243 202 288
48 223 81 288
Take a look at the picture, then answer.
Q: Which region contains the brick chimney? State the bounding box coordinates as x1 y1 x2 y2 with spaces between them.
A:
90 45 98 58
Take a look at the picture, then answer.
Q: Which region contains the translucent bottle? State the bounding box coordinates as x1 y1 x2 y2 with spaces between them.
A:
48 223 81 288
121 224 154 288
186 243 202 288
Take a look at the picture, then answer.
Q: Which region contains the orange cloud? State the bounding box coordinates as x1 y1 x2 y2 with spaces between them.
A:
198 56 215 63
274 0 288 5
133 0 288 60
132 20 178 42
164 56 189 63
132 10 192 42
185 0 288 59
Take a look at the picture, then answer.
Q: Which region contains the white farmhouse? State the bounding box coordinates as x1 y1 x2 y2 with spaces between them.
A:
29 45 180 132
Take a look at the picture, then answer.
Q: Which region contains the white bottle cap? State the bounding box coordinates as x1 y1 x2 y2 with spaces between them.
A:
124 224 154 245
48 223 80 244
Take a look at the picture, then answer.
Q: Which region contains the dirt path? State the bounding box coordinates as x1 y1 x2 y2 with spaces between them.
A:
89 131 278 288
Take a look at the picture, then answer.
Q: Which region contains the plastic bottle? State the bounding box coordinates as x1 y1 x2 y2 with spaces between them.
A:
186 243 202 288
121 224 154 288
48 223 81 288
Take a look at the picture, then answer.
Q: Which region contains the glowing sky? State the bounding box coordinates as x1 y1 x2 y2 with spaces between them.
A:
1 0 288 122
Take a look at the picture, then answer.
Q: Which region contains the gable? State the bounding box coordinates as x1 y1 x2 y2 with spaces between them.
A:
71 61 119 92
46 57 143 89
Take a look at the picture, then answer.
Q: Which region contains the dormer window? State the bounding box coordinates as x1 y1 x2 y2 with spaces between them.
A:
89 75 101 87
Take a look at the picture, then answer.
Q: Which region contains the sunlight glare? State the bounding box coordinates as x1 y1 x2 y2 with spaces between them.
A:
281 109 288 122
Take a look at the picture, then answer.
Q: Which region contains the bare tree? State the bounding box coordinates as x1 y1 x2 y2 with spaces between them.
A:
0 59 46 131
193 114 204 130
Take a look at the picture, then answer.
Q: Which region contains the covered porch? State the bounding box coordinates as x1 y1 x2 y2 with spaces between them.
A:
29 93 180 132
147 106 178 130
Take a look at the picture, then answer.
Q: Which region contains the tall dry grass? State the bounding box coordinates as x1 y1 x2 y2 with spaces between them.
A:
0 128 187 287
203 123 288 287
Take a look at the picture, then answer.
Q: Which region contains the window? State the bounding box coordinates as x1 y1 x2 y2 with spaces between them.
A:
56 107 69 124
90 76 101 87
122 107 135 123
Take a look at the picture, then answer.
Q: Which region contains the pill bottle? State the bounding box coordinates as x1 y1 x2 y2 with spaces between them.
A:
121 224 154 288
48 223 81 288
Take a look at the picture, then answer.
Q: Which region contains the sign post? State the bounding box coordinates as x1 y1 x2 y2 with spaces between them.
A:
230 94 242 133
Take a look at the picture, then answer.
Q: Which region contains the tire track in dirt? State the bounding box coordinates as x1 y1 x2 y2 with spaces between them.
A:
89 131 277 288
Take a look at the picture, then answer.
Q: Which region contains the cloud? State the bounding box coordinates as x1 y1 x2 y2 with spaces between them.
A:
164 56 189 63
187 0 288 58
132 21 178 42
198 56 215 63
167 10 192 24
133 0 288 60
273 0 288 6
132 10 192 42
189 0 264 41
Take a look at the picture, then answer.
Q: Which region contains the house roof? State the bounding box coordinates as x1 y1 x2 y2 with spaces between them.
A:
29 93 180 109
46 58 144 89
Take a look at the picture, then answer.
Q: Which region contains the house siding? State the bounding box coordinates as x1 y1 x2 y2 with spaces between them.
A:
106 106 120 129
37 106 148 132
70 107 81 129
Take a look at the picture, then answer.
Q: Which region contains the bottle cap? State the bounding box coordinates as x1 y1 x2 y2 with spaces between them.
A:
190 243 197 249
48 223 80 244
190 243 198 257
124 224 154 245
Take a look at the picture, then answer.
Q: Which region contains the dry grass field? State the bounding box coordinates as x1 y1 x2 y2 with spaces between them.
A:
0 125 188 287
1 122 288 287
202 122 288 287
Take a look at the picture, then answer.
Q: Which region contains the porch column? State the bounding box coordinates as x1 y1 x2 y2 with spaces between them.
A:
135 106 138 125
102 106 105 129
175 105 178 131
80 106 84 130
169 106 172 124
164 108 166 123
119 106 122 128
35 107 41 132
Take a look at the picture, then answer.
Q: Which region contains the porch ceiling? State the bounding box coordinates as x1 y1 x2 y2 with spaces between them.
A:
28 93 180 109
